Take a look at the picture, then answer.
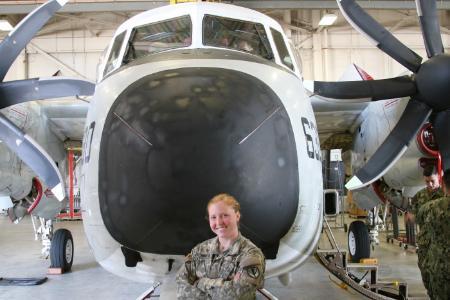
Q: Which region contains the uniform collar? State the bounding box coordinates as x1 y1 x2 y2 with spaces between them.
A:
211 232 242 255
429 187 443 197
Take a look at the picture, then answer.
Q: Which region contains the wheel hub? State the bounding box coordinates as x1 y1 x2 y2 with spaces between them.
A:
416 54 450 111
348 231 356 255
65 239 73 263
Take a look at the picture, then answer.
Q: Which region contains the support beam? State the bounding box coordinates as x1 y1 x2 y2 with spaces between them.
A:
387 14 415 32
0 1 449 14
28 42 89 80
312 10 324 80
283 10 292 39
54 13 120 27
278 20 313 33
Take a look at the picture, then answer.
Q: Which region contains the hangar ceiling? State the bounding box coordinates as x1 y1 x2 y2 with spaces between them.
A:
0 1 450 14
0 0 449 142
1 1 448 37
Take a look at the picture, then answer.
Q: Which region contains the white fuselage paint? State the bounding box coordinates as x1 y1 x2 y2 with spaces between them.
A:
81 2 323 284
0 103 66 201
352 98 427 194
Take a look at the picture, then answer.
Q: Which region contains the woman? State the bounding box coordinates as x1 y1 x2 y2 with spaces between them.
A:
176 193 265 300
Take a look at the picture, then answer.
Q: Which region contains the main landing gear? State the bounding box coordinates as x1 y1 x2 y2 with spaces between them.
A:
348 205 383 263
348 220 371 263
31 216 74 273
317 218 408 299
50 228 74 272
1 221 74 286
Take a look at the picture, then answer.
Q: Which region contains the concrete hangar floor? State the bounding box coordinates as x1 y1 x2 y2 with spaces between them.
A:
0 215 427 300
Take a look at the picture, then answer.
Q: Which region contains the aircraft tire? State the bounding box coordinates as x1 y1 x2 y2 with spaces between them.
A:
50 228 74 272
348 221 370 263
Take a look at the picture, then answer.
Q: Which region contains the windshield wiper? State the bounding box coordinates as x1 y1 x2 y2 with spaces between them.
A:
142 31 176 42
254 24 273 60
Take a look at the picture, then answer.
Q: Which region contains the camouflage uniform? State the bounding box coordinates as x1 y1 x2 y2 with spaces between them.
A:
412 187 443 297
176 233 265 300
417 196 450 300
410 187 443 218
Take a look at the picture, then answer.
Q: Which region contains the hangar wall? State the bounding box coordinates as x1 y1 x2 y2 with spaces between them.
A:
2 11 450 83
4 29 115 82
296 28 449 80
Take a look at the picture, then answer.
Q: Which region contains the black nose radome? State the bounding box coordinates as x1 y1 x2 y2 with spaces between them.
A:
99 67 298 258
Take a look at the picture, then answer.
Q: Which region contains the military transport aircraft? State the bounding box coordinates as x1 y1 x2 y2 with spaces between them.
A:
0 0 448 296
308 0 450 260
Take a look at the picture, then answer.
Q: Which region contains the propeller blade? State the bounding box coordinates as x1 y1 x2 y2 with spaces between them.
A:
346 98 431 190
311 76 416 102
0 113 65 200
432 110 450 171
337 0 422 72
0 77 95 109
0 0 69 81
416 0 444 57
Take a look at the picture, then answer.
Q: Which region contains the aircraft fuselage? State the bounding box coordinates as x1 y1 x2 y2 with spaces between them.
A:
81 2 323 283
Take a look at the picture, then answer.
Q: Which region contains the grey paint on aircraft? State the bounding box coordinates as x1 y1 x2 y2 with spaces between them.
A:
98 67 299 259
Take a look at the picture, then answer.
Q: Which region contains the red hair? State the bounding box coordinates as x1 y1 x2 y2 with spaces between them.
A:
206 193 240 217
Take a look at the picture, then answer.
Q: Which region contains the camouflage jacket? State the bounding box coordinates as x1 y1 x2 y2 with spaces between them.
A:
410 187 443 219
416 196 450 270
176 233 265 300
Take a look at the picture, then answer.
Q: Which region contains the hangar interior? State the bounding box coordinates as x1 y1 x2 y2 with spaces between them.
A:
0 0 449 299
1 0 449 142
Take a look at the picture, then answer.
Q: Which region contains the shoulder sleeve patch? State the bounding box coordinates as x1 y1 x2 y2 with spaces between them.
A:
235 247 265 288
246 265 261 279
240 256 261 268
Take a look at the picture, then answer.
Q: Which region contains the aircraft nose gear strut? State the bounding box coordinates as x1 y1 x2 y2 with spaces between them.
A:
31 216 53 258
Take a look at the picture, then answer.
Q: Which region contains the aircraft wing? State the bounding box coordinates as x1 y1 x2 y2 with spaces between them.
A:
40 99 88 141
311 93 368 143
305 64 370 143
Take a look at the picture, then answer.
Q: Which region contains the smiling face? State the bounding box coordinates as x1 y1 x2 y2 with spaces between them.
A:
208 200 240 241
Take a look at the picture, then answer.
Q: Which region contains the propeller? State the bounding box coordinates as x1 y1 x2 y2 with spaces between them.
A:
0 77 95 109
0 0 95 200
309 75 416 102
416 0 444 57
0 0 69 81
0 114 65 200
336 0 422 72
311 0 450 190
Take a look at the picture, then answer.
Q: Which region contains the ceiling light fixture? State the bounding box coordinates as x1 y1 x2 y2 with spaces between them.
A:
318 13 337 26
0 20 13 31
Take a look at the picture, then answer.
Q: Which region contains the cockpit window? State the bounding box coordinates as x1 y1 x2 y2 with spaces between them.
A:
270 29 294 70
104 31 126 77
123 15 192 64
203 15 273 60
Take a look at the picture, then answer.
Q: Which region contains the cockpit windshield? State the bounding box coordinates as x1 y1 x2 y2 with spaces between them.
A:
203 15 273 60
123 15 192 64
